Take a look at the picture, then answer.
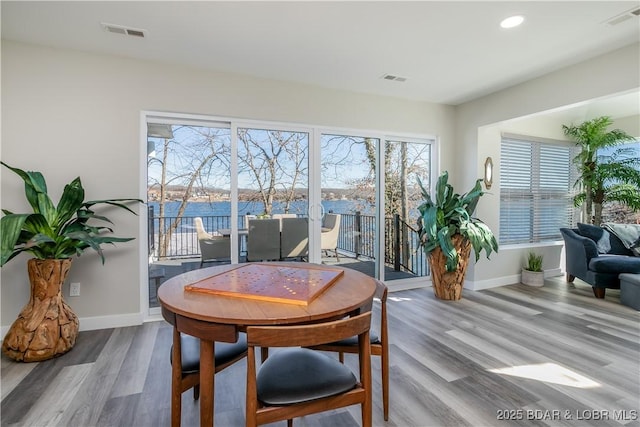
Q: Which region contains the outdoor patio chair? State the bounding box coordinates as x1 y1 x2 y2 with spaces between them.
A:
272 213 297 230
321 213 341 261
244 214 257 229
194 217 231 267
247 219 281 261
280 217 308 260
309 279 389 420
245 312 373 427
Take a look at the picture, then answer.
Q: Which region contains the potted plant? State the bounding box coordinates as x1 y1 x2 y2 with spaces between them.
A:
417 171 498 300
522 252 544 287
1 162 142 362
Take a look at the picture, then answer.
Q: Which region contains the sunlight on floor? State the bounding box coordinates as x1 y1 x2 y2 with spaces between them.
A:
389 296 413 302
489 363 601 388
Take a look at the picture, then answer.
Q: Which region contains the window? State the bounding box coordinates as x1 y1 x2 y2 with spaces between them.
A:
500 134 578 244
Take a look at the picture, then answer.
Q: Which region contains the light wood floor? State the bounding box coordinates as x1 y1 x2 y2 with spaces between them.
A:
2 277 639 427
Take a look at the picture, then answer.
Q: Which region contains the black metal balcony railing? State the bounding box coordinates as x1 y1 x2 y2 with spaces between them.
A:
148 207 428 276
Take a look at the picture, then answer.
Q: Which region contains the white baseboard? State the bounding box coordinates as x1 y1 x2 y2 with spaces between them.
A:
1 312 144 339
465 275 520 291
465 268 563 291
77 312 144 332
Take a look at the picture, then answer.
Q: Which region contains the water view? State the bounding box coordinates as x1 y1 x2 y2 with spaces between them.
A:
148 199 375 218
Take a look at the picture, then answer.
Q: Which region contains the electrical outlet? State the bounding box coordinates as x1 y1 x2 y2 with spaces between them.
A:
70 282 81 297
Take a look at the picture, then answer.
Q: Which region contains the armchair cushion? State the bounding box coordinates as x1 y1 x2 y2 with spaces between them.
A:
577 223 631 255
589 255 640 274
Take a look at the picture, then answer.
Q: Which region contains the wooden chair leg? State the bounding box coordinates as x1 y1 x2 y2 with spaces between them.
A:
339 352 344 363
382 352 389 421
566 273 575 282
287 419 293 427
171 328 182 427
193 384 199 400
592 287 606 298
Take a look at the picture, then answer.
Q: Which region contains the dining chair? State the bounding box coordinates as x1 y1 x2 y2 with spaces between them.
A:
321 213 341 261
194 217 231 267
310 280 389 420
169 330 248 427
245 312 373 427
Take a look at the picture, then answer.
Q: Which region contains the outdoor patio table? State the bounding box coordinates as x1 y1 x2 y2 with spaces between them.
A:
158 261 377 427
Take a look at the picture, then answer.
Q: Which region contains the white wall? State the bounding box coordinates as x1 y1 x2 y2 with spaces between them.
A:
3 39 638 329
1 40 455 330
614 114 640 137
455 42 640 288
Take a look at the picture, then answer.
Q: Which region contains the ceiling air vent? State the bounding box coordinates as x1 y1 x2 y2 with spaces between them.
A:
604 7 640 26
380 74 408 83
102 23 146 38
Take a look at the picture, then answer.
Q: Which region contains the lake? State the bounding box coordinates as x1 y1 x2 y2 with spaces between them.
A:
147 199 375 218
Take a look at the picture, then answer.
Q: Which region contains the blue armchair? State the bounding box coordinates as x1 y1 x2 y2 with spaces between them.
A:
560 224 640 298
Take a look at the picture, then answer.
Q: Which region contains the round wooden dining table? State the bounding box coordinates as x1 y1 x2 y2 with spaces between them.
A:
158 261 377 427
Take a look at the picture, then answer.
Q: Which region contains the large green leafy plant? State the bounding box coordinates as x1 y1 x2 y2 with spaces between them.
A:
563 116 640 225
1 162 142 266
417 171 498 272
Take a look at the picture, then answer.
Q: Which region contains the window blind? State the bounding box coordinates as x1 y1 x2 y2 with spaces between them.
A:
500 135 578 244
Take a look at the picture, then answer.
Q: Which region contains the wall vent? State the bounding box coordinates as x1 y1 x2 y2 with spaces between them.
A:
604 7 640 26
380 74 408 82
102 23 146 38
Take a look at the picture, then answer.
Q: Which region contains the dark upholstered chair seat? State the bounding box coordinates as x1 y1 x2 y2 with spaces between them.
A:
173 333 248 375
329 331 380 346
257 348 357 405
308 279 390 421
589 256 640 274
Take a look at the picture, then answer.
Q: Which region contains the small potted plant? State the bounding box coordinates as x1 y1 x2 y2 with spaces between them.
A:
522 252 544 287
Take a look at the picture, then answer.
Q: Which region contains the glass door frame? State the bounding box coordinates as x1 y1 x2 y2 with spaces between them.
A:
381 135 438 285
231 121 315 263
141 111 438 319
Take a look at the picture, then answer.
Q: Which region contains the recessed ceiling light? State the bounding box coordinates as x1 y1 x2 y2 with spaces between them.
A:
500 15 524 29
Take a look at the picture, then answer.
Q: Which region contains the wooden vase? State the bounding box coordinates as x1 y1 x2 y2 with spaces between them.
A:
2 258 79 362
429 234 472 301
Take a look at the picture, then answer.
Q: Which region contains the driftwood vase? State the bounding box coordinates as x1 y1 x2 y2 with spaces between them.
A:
2 258 79 362
429 234 472 301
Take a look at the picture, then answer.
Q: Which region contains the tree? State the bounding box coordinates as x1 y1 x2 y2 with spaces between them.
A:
563 116 640 225
238 129 307 215
147 126 230 257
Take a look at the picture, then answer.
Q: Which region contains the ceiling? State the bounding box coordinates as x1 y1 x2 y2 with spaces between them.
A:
2 1 639 111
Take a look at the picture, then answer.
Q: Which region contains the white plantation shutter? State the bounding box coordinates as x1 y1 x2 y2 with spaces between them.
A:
500 134 578 244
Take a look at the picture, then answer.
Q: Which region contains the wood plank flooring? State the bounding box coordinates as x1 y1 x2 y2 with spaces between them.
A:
2 277 639 427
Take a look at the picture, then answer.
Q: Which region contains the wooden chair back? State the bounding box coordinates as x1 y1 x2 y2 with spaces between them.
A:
310 279 389 420
245 312 372 427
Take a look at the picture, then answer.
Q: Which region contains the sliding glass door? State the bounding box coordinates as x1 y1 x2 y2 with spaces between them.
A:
320 134 379 276
146 119 231 308
144 112 437 315
382 139 432 282
237 126 310 263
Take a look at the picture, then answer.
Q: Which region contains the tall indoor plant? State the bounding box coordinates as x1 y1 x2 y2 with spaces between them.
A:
417 171 498 300
562 116 640 225
1 162 141 361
